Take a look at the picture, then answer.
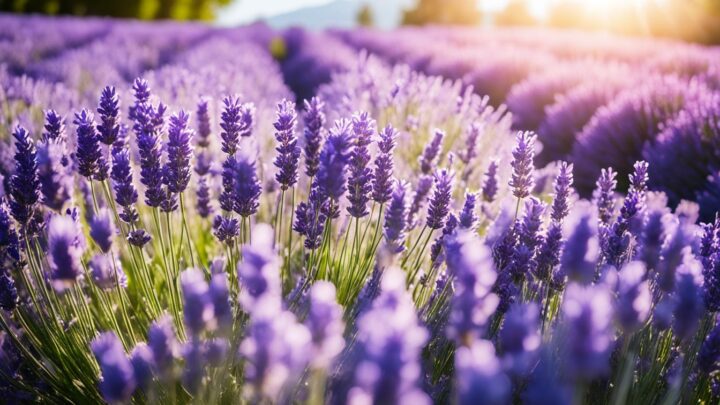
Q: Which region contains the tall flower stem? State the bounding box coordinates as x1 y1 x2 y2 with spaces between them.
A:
179 193 196 268
401 225 427 268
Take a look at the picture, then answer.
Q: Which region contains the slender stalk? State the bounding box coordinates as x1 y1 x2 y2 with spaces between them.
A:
179 193 196 267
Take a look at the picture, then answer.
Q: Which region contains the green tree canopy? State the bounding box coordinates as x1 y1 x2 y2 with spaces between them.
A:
0 0 232 20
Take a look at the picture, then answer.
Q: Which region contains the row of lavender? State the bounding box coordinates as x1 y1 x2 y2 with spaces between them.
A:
334 27 720 220
2 14 720 404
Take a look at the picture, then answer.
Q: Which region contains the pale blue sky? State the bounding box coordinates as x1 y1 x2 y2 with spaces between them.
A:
217 0 335 25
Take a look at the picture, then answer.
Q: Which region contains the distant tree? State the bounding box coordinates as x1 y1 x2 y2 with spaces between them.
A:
357 3 374 27
0 0 232 20
402 0 480 25
494 0 536 26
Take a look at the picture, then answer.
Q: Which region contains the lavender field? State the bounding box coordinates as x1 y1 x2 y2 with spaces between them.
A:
2 12 720 404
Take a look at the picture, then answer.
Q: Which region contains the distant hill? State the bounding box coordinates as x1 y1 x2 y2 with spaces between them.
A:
265 0 411 30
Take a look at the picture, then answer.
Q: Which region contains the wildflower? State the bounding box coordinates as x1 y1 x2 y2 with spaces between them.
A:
303 97 326 178
97 86 121 145
90 208 116 253
509 131 536 199
273 99 300 190
347 112 375 218
9 126 40 228
419 129 444 175
371 124 397 204
91 332 137 403
426 169 454 230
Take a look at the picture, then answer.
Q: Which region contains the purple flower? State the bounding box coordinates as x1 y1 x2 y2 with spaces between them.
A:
559 209 598 284
384 180 409 253
316 119 353 203
37 140 73 212
238 224 281 312
481 159 500 203
501 305 541 359
91 332 136 403
372 124 397 204
196 175 212 218
535 222 563 282
303 97 326 178
0 273 18 311
294 187 327 250
127 229 151 248
458 192 478 230
240 309 310 400
220 96 254 155
48 215 84 291
9 126 40 227
164 111 194 194
196 98 212 148
562 283 614 380
135 115 164 208
212 216 239 244
407 175 433 229
594 167 618 225
130 343 154 391
90 208 115 253
426 169 454 230
698 317 720 375
147 315 178 375
210 273 233 335
181 341 205 394
673 265 704 341
219 156 237 212
346 112 375 218
97 86 120 145
509 131 536 199
233 154 261 218
455 340 510 405
89 254 127 291
273 99 300 190
43 110 65 142
111 147 139 224
550 162 573 222
349 268 430 404
459 123 482 175
445 231 499 342
615 261 651 332
306 281 345 368
181 269 214 335
419 129 444 175
75 110 105 180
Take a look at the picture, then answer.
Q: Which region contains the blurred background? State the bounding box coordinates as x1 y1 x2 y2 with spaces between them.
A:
2 0 720 44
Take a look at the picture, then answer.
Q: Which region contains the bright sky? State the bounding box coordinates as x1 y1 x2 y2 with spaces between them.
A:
217 0 334 26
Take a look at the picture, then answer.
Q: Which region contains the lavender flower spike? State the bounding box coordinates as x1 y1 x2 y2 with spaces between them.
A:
347 111 375 218
147 315 179 375
111 147 139 223
482 159 500 203
74 110 103 180
91 332 137 403
90 208 116 253
48 215 84 291
456 340 511 405
43 110 65 142
303 97 326 178
220 96 254 156
459 192 478 230
372 124 397 204
419 129 445 175
196 175 213 218
273 99 300 190
37 139 72 212
196 98 211 148
384 180 410 253
615 261 651 332
509 131 536 199
348 268 430 404
594 168 617 225
233 153 262 218
164 110 194 194
181 268 215 335
306 281 345 368
562 283 614 380
316 119 353 203
97 86 121 145
426 168 454 230
550 162 574 222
